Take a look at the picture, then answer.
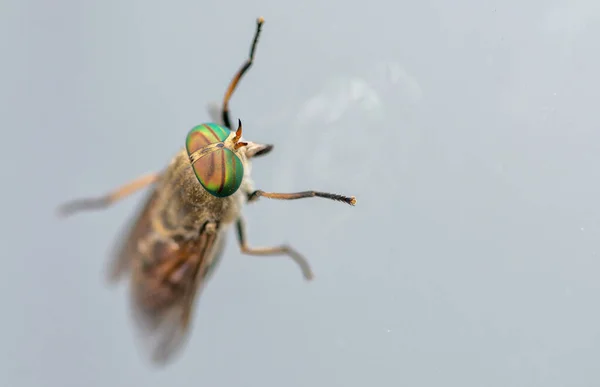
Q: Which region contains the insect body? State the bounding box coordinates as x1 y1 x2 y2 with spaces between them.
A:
58 17 356 365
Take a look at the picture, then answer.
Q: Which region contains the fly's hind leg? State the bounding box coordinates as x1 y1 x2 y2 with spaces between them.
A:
57 172 160 217
235 217 313 280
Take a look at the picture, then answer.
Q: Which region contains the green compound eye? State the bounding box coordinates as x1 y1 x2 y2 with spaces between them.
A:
185 123 244 198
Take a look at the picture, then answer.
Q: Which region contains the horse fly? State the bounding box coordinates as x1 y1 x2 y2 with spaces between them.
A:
57 17 356 365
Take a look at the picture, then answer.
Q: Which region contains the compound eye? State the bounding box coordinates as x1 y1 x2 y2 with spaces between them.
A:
186 123 231 151
186 123 244 198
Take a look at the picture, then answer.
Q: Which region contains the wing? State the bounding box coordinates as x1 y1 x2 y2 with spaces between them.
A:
107 188 159 283
109 188 227 365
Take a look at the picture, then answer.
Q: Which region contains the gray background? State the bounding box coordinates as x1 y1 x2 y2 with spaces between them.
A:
2 0 600 386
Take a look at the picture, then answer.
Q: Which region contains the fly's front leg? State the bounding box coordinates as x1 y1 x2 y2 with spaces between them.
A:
235 217 313 280
57 172 160 217
221 17 264 129
248 190 357 206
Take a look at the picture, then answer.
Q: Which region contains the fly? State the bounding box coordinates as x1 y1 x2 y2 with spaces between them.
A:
58 17 356 365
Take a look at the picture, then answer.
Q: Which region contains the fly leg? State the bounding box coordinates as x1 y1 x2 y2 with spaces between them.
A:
235 217 313 280
57 172 160 217
248 190 357 206
221 17 265 129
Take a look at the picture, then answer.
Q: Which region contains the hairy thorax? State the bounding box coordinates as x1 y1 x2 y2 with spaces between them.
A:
154 148 246 235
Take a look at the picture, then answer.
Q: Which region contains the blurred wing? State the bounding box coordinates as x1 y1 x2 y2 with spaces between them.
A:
107 188 159 283
110 189 226 365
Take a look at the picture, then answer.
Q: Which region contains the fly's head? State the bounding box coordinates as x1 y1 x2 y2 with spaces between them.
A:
185 120 272 198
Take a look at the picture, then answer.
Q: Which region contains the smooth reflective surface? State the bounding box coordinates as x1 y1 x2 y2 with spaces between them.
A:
2 0 600 386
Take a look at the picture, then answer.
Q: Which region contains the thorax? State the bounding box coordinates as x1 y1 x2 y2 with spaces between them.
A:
150 149 247 235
